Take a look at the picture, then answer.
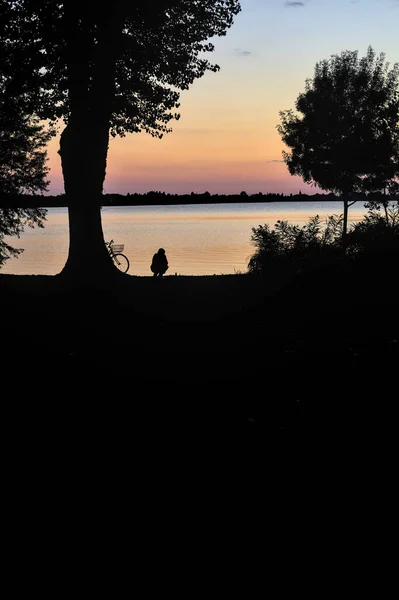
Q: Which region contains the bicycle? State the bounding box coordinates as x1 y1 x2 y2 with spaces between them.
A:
105 239 130 273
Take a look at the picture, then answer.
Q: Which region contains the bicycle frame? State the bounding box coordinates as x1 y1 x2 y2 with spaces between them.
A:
105 240 115 258
105 239 130 273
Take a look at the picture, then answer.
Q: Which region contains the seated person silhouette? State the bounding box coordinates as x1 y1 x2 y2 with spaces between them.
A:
150 248 169 277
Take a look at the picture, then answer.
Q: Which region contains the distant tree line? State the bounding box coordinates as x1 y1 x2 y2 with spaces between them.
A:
1 189 398 208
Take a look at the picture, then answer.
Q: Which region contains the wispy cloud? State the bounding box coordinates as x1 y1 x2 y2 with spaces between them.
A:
284 1 305 7
234 48 253 57
266 159 284 163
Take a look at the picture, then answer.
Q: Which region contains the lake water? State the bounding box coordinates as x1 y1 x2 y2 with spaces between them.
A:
2 201 369 276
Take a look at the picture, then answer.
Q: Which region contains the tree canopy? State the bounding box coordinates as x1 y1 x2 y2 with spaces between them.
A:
277 46 399 198
0 60 52 266
1 1 241 140
0 99 52 196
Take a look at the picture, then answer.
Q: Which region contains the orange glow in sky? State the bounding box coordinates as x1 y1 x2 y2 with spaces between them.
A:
44 0 399 196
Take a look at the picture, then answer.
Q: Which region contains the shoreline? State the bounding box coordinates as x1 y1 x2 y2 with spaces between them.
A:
2 192 394 209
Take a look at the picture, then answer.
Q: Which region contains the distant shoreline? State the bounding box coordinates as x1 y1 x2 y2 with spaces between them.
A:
1 191 393 209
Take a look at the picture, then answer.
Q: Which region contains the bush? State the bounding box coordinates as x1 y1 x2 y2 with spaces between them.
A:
346 201 399 256
248 214 344 276
247 201 399 278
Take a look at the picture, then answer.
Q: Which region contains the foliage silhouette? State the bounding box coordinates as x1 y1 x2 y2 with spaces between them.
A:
346 200 399 256
248 214 344 278
0 207 47 267
248 200 399 278
0 85 53 266
277 46 399 237
0 1 241 280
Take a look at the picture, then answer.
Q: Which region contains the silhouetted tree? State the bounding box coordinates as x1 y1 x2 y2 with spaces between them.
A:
0 86 52 266
0 0 241 280
277 46 399 238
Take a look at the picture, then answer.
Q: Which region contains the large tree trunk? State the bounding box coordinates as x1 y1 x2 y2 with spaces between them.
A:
57 5 126 283
62 201 116 281
58 120 118 282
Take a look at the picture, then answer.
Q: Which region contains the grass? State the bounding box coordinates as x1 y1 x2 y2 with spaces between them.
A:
1 253 398 462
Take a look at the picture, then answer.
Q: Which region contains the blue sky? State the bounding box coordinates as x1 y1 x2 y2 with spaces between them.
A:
46 0 399 195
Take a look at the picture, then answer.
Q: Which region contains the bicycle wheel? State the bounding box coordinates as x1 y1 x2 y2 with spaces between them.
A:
112 253 129 273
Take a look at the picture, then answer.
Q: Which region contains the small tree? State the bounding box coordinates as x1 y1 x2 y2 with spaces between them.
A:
277 46 399 238
0 93 52 267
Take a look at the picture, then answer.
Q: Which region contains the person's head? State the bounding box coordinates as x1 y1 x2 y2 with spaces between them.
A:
158 248 165 254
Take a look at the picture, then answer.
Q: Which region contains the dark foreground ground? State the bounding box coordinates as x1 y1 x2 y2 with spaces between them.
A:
1 254 398 480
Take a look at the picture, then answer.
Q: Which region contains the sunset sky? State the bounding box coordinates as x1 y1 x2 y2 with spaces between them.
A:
45 0 399 196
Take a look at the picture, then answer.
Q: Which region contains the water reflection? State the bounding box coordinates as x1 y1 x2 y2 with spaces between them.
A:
2 202 368 276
